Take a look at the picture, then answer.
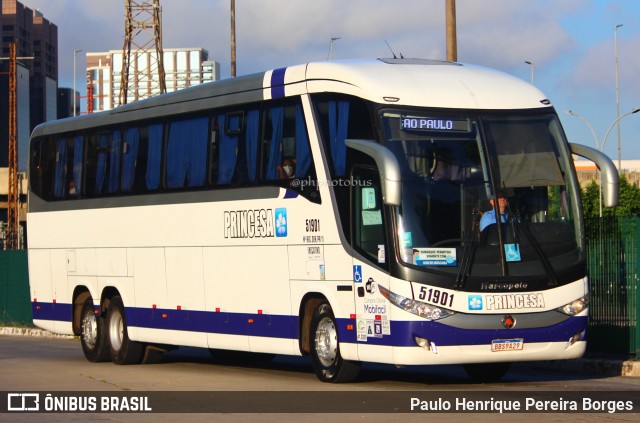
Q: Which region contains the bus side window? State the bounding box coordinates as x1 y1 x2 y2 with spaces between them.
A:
166 116 208 189
264 104 311 180
53 136 83 200
352 167 387 268
263 102 317 201
234 109 260 185
216 113 239 185
264 106 286 181
30 137 56 201
121 123 163 194
89 131 121 196
215 108 260 186
313 94 374 178
122 127 140 193
107 131 122 194
146 123 164 191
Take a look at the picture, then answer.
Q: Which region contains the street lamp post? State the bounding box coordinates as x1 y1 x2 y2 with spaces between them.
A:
327 37 340 60
566 107 640 217
73 49 83 116
230 0 236 77
565 110 603 216
601 108 640 154
566 110 598 149
524 60 534 85
615 24 623 171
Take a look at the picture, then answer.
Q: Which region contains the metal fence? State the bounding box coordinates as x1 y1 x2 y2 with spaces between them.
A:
585 216 640 358
0 250 31 325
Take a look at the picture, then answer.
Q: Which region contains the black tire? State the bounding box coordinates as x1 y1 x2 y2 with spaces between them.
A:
106 295 144 365
310 302 360 383
463 362 511 382
79 297 110 362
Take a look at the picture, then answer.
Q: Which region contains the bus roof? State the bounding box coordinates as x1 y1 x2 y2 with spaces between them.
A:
302 58 550 110
32 58 551 138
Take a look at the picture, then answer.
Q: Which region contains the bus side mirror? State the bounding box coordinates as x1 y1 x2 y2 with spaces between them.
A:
345 139 402 206
570 143 619 207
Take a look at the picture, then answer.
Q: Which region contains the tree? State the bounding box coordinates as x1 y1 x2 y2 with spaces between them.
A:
581 175 640 217
581 180 600 217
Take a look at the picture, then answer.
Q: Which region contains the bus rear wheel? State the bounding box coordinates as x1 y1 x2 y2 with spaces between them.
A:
463 362 511 382
79 297 109 362
106 295 144 365
310 302 360 383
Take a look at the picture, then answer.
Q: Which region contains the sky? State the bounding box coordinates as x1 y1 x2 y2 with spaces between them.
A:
23 0 640 161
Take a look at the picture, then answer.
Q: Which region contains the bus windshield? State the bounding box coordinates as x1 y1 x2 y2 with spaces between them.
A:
380 110 583 283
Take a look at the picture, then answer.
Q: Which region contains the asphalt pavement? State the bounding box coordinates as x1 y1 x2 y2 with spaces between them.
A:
1 325 638 377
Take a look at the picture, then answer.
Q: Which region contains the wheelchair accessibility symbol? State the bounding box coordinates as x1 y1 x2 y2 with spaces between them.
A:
505 243 521 262
353 265 363 283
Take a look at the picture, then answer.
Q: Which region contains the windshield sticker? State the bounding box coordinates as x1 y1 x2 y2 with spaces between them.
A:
505 244 521 262
412 248 457 267
401 232 413 247
362 210 382 226
377 244 386 264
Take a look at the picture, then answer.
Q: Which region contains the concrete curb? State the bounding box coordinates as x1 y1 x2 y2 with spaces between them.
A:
1 326 638 377
517 357 640 377
0 326 76 339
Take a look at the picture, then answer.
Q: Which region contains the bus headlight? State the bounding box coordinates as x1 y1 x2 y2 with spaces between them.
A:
556 295 589 316
378 285 454 321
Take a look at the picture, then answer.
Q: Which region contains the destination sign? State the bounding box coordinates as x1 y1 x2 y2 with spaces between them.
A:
400 116 471 133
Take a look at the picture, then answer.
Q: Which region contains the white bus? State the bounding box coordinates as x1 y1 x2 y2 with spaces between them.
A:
28 58 618 383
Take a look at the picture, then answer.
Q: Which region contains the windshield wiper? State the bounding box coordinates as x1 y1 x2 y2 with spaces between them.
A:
455 208 480 289
515 221 558 286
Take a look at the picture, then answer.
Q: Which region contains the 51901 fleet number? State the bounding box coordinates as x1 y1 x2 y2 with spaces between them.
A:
418 287 454 308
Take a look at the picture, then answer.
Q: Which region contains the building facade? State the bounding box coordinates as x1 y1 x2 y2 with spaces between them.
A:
0 0 57 170
86 47 220 112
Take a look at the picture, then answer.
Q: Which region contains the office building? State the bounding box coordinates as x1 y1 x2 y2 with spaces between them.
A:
0 0 58 170
86 47 219 112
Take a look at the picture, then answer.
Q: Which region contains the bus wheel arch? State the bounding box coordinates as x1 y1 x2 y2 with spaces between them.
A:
299 295 325 355
72 288 91 336
308 300 360 383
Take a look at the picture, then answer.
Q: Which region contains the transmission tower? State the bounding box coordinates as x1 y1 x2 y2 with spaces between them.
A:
6 43 19 249
119 0 167 106
1 42 32 249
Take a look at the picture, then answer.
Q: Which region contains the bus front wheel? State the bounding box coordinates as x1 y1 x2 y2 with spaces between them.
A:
106 295 144 365
79 297 109 362
310 301 360 383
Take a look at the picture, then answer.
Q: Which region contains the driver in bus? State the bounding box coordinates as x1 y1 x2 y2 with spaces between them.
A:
480 191 509 231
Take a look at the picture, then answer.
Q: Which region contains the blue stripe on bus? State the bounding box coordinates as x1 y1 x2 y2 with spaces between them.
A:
270 67 287 99
32 302 72 322
283 189 299 199
127 307 298 339
31 301 586 347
